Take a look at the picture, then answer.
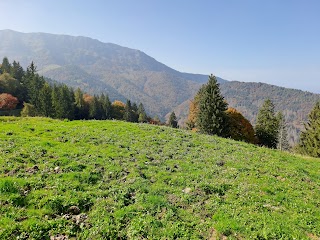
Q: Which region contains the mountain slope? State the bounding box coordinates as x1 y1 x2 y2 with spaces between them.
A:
0 29 225 118
0 30 319 144
0 117 319 239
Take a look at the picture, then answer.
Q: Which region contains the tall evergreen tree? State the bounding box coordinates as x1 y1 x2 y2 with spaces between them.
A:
255 99 279 148
1 57 11 73
89 95 99 119
38 83 53 117
298 101 320 157
10 61 24 82
123 100 134 122
24 62 45 108
196 75 228 136
137 103 147 123
168 111 178 128
104 94 112 119
74 88 86 119
276 112 290 151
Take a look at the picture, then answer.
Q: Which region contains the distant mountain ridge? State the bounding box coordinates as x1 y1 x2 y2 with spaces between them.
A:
0 29 319 144
0 29 224 118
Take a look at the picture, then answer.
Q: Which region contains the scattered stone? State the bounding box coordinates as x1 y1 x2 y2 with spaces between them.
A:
62 214 72 220
54 166 61 173
68 206 80 215
5 169 18 176
72 213 88 225
15 216 28 222
182 187 192 194
26 165 39 174
50 235 69 240
216 160 225 167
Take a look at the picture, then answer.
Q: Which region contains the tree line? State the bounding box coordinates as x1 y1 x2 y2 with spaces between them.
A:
0 57 151 123
186 74 320 157
1 57 318 157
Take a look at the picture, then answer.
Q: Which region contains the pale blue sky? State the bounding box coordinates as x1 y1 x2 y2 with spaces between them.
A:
0 0 319 92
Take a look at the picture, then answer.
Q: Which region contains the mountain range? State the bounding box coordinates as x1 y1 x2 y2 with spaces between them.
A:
0 29 319 144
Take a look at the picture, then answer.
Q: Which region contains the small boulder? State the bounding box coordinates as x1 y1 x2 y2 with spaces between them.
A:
182 187 192 194
68 206 80 215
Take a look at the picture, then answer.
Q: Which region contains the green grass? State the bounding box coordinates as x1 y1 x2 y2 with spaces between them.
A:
0 117 319 239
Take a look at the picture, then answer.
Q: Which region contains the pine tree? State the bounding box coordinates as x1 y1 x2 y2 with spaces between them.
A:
298 101 320 157
255 99 279 148
196 75 228 136
168 111 178 128
276 112 290 151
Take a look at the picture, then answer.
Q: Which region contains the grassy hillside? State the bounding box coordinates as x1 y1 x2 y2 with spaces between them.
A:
0 117 319 239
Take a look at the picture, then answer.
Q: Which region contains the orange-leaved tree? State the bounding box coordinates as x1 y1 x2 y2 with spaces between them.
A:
226 108 257 144
0 93 19 110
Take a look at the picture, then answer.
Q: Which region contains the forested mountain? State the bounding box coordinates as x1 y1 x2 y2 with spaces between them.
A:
1 30 319 144
0 29 224 118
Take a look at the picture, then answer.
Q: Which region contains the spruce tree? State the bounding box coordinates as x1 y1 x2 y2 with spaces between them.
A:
168 111 178 128
298 101 320 157
38 83 53 117
74 88 86 119
255 99 279 148
137 103 147 123
89 95 99 119
196 75 228 135
1 57 11 73
104 94 112 119
123 100 134 122
11 61 24 82
276 112 290 151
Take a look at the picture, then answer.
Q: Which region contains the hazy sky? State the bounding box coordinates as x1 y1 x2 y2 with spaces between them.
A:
0 0 319 93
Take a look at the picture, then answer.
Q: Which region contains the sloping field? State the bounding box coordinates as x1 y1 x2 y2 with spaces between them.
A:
0 117 319 239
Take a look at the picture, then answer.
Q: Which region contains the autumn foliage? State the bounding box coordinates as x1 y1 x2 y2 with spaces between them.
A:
0 93 19 110
226 108 257 144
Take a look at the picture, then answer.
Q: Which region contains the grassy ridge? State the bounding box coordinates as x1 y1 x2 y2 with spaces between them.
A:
0 117 319 239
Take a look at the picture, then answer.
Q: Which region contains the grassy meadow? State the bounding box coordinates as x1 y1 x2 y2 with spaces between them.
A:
0 117 319 239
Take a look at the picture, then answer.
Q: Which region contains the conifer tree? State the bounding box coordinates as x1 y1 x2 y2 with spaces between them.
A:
196 75 228 136
168 111 178 128
89 95 99 119
74 88 86 119
123 100 134 122
38 83 53 117
255 99 279 148
276 112 290 151
11 61 24 82
298 101 320 157
104 94 112 119
1 57 11 73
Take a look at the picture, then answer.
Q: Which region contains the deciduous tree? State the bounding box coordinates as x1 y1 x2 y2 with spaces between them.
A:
0 93 19 110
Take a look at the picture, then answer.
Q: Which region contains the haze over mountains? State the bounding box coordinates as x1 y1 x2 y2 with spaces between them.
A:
0 29 319 144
